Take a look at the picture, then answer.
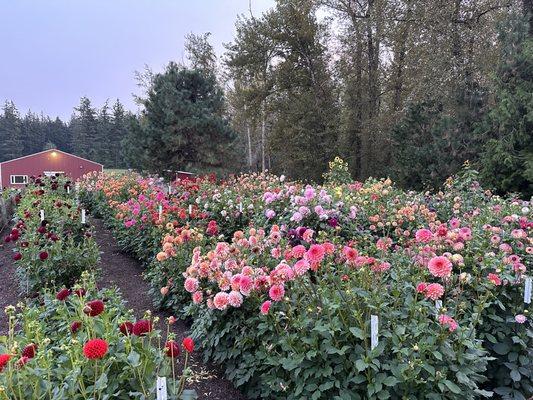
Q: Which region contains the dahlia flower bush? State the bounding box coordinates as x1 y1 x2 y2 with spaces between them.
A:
0 272 195 399
7 176 99 293
78 165 532 399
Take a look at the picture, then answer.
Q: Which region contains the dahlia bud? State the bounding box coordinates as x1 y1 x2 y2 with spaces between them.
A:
160 286 169 296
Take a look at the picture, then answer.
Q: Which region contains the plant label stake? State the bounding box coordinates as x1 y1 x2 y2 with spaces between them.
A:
188 204 192 215
40 210 44 222
525 277 532 304
156 376 168 400
435 300 442 313
168 184 172 195
67 186 70 194
370 315 379 350
239 202 243 213
158 205 163 219
81 209 86 224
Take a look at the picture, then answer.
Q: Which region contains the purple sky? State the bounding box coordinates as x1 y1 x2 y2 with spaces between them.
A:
0 0 274 120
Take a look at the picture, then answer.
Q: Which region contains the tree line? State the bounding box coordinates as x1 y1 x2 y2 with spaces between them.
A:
1 0 531 197
0 98 131 168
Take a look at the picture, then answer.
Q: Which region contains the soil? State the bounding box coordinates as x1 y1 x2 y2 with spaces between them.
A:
0 223 21 335
92 218 247 400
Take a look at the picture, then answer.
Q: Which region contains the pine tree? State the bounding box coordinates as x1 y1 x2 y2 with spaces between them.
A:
71 97 98 159
95 101 112 166
122 63 236 175
109 100 129 168
478 15 533 197
20 111 45 155
0 101 23 162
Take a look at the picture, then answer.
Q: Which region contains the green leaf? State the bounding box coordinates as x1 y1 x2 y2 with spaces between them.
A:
355 359 368 372
127 350 141 367
350 327 365 340
444 380 461 394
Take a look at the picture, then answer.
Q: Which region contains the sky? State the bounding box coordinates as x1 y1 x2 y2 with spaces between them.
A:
0 0 275 120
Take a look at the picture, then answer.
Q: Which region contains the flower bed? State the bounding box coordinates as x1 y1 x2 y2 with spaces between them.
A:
79 166 533 399
1 175 196 399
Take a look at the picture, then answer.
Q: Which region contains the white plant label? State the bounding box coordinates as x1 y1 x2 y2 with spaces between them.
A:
238 202 243 213
40 210 44 222
370 315 379 350
81 209 86 224
435 300 442 312
156 376 168 400
66 186 70 194
168 184 172 195
525 277 532 304
188 204 192 214
158 205 163 219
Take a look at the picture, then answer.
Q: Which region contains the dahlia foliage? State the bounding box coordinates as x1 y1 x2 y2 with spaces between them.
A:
1 176 195 399
78 165 532 399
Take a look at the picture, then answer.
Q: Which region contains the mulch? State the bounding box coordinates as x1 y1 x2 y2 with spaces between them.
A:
92 218 247 400
0 217 247 399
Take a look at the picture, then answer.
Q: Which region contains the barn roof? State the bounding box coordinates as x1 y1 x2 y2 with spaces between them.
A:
0 149 103 166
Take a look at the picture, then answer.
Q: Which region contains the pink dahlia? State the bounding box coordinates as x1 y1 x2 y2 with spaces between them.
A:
192 291 203 304
415 229 433 243
488 273 502 286
269 284 285 302
293 259 310 276
425 283 444 300
428 256 452 278
260 300 272 315
515 314 527 324
228 291 243 308
438 314 458 332
184 278 199 293
213 292 229 310
305 244 325 266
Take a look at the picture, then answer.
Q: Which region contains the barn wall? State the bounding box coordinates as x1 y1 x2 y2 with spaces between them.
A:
0 151 102 189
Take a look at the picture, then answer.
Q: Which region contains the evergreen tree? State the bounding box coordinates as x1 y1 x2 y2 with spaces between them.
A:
123 63 236 175
478 15 533 197
110 100 129 168
95 101 112 166
20 111 45 155
71 97 98 159
0 101 23 162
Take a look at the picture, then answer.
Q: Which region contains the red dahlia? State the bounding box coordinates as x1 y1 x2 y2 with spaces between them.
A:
21 343 38 358
4 236 11 243
70 321 82 333
74 288 86 297
56 288 71 301
119 321 133 335
182 337 194 353
132 319 152 336
39 251 49 261
13 253 22 261
0 354 11 372
165 340 180 358
83 339 108 360
84 300 105 317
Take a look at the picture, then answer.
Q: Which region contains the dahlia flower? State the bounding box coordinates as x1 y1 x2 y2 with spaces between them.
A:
83 339 108 359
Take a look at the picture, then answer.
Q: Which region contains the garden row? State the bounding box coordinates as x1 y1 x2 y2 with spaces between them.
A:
78 160 533 400
1 176 196 400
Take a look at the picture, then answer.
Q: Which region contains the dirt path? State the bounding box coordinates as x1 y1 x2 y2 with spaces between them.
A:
92 218 247 400
0 224 21 335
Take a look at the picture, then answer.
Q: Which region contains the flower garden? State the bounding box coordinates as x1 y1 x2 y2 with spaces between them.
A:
66 160 533 400
1 176 196 400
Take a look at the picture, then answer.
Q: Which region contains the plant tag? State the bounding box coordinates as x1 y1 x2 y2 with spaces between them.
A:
370 315 378 350
67 186 70 194
40 210 44 221
81 209 86 224
156 376 167 400
168 184 172 195
435 300 442 312
188 204 192 215
525 277 532 304
158 205 163 219
238 202 243 213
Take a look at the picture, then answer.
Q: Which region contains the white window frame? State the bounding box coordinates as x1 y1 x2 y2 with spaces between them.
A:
10 175 28 185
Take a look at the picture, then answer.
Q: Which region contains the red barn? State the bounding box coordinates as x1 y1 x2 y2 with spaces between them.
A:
0 149 103 189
